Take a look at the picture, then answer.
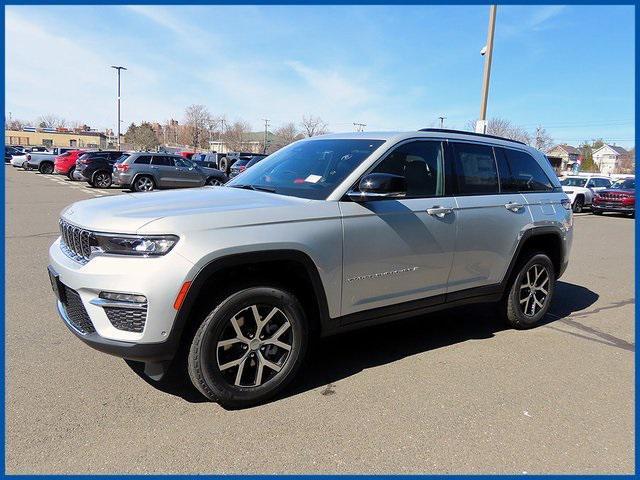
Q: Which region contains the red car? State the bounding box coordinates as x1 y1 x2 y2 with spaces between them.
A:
54 149 85 180
592 178 635 217
179 151 196 160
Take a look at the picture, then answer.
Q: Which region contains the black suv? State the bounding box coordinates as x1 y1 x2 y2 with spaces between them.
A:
74 151 126 188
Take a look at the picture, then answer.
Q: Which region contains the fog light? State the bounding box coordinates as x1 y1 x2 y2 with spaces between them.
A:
99 291 147 304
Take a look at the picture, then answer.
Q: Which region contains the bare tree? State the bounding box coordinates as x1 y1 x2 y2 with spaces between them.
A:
465 117 531 144
274 122 303 146
223 121 252 152
37 114 66 129
5 117 24 130
300 115 328 137
533 126 553 151
183 104 211 149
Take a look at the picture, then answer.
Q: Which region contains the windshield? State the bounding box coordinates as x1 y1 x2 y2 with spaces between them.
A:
610 179 635 190
561 177 588 187
226 139 385 199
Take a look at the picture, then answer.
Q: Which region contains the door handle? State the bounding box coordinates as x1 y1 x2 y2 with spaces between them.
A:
505 202 524 212
426 206 453 218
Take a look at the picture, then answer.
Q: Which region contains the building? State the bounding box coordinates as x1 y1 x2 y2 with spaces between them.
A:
546 144 581 171
5 128 115 149
592 144 631 175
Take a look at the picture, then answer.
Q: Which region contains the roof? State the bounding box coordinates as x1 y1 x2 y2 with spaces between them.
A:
593 144 629 156
548 144 580 155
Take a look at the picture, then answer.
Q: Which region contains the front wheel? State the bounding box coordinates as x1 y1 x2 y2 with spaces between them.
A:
67 167 76 181
572 196 584 213
39 162 54 174
592 209 603 215
188 287 308 408
501 253 555 329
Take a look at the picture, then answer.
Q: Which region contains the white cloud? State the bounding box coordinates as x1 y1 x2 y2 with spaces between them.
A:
529 5 567 29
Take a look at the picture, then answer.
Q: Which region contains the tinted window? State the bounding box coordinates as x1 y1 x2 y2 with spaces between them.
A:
151 155 174 167
371 141 444 197
114 154 130 164
452 143 499 194
592 178 611 188
561 177 588 187
611 179 635 190
502 149 553 192
134 155 152 165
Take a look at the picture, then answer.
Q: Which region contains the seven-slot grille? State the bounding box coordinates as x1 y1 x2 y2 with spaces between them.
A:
59 219 95 263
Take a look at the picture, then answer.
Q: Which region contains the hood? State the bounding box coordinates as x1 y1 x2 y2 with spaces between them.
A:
61 186 316 233
561 185 587 191
598 188 635 195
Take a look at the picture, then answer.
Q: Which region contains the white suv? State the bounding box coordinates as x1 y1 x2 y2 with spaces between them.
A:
560 175 612 213
49 129 573 408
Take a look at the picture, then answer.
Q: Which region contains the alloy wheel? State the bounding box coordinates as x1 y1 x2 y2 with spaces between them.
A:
519 264 550 317
207 178 223 186
135 177 154 191
216 304 293 388
95 172 111 188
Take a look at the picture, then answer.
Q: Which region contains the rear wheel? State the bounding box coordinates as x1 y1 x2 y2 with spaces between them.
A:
219 157 229 174
188 287 308 408
206 177 223 186
93 171 112 188
39 162 54 174
132 175 155 192
501 253 555 329
22 161 30 171
67 166 76 181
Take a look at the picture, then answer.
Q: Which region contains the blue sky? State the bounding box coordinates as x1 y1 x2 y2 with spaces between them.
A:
5 5 635 148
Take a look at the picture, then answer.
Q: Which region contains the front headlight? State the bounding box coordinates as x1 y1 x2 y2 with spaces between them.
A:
91 234 179 256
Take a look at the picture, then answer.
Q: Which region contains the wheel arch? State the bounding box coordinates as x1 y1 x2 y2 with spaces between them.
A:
91 168 112 182
171 249 331 349
500 226 566 290
131 172 157 188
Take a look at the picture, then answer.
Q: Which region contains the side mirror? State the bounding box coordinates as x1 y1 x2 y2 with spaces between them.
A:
348 173 406 201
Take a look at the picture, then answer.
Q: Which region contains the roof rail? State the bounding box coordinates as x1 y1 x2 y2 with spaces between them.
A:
417 128 527 145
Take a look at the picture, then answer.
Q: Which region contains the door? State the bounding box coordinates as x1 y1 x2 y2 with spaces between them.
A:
340 140 458 316
174 157 204 186
150 155 179 187
448 142 532 292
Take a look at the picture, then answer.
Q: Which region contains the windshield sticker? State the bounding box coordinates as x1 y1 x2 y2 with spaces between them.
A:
305 174 322 183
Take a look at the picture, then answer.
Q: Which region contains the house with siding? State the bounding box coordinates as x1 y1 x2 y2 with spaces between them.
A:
546 144 580 171
592 144 630 175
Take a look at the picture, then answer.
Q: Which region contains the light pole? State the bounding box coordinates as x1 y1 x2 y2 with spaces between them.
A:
438 116 446 128
476 5 497 134
262 119 270 154
111 66 127 150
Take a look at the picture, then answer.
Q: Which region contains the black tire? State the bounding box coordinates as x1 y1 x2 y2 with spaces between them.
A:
188 286 308 408
572 195 584 213
131 175 155 192
501 253 555 329
39 162 54 174
92 171 112 189
592 209 603 215
67 166 76 181
22 161 30 171
206 177 223 186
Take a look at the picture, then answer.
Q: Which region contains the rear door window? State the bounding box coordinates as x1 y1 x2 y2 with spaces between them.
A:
451 142 499 194
502 148 553 192
151 156 174 167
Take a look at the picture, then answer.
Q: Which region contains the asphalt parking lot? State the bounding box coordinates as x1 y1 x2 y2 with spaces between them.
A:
5 165 635 474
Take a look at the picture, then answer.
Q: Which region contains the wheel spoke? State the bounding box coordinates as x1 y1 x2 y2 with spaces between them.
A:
234 357 247 386
519 296 529 305
230 316 246 340
538 286 548 295
266 321 290 341
264 339 292 351
217 337 242 348
538 275 549 289
219 353 248 371
260 354 283 373
254 356 264 386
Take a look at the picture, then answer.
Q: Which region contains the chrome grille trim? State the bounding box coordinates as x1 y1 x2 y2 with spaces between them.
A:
59 219 96 264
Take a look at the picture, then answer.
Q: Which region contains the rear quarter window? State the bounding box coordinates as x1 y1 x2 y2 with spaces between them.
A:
501 148 553 192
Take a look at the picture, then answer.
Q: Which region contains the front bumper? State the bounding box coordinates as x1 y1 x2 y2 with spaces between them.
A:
592 203 634 213
112 171 133 187
49 238 195 362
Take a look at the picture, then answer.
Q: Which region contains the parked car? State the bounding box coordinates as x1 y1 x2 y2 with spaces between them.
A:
48 128 572 408
10 145 27 154
218 151 262 175
26 146 49 153
74 150 125 188
26 147 78 174
179 151 196 160
191 152 225 169
592 178 635 216
54 149 86 180
228 154 269 178
559 175 612 213
10 153 29 169
5 146 22 163
112 152 227 191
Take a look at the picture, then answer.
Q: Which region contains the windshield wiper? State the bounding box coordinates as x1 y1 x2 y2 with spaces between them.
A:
229 184 277 193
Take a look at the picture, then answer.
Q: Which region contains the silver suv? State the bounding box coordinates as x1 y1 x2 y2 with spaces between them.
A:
48 129 573 408
113 152 228 191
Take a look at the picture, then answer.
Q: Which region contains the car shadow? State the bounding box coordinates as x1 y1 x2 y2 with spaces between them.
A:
126 281 598 406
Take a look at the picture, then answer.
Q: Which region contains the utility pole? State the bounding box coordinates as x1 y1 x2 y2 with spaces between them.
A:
438 116 446 128
476 5 497 134
353 122 366 132
110 66 127 150
262 118 270 154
